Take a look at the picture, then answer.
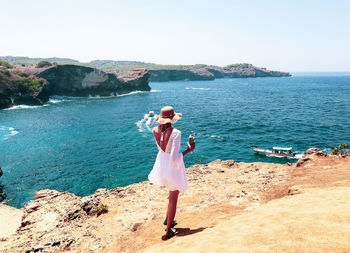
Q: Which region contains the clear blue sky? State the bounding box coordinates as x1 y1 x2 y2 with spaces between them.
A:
1 0 349 71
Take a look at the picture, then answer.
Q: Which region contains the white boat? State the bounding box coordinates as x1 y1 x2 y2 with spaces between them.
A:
251 146 304 159
148 111 154 117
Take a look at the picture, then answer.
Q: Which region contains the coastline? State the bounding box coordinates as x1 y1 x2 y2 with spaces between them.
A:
1 152 350 252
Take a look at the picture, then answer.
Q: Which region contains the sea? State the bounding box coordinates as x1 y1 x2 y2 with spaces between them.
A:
1 75 350 208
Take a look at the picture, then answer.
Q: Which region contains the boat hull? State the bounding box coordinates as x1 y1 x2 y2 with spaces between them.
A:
252 147 303 159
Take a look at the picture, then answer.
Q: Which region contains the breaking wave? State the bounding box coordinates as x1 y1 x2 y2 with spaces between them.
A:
0 126 19 140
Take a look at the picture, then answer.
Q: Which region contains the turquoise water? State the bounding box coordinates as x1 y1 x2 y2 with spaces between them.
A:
1 76 350 207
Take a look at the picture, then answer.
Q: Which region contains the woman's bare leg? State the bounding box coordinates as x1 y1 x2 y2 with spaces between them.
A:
166 190 179 233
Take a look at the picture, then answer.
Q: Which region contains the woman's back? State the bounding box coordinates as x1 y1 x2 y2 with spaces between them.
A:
153 126 173 153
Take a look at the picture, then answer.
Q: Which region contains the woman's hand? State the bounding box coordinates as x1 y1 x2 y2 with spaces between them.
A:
183 141 195 157
187 141 196 151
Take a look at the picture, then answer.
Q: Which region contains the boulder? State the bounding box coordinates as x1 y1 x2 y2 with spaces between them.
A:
305 148 325 156
20 189 102 233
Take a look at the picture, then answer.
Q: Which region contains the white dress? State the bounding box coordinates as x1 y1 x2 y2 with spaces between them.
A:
148 127 188 193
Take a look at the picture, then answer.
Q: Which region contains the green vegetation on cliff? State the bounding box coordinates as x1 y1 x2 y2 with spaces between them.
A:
36 61 52 68
0 65 44 93
13 77 45 93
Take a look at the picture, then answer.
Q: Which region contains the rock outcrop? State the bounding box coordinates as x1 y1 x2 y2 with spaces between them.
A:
0 64 50 109
0 63 150 109
221 63 291 78
38 65 150 97
1 154 350 252
305 147 324 156
149 69 215 82
149 64 291 82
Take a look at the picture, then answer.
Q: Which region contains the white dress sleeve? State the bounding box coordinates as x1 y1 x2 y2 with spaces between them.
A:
170 131 183 162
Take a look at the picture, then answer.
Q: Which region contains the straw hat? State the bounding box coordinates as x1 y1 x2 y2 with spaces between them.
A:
155 106 182 124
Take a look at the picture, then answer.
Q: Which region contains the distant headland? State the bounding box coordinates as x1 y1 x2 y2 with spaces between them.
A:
1 56 291 81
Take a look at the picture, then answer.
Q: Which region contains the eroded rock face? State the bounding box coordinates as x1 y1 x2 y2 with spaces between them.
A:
1 189 103 252
149 69 215 82
222 64 291 78
39 65 150 96
117 68 150 93
23 189 102 230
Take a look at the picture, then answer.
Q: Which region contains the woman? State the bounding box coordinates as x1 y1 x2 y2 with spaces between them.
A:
148 106 195 239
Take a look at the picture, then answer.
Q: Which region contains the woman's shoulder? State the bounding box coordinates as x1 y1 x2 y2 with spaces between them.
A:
172 128 181 135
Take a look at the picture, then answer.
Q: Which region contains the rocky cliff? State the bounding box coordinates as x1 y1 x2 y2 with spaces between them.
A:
1 57 292 82
38 65 150 97
149 64 291 82
0 62 150 110
1 152 349 252
149 68 215 82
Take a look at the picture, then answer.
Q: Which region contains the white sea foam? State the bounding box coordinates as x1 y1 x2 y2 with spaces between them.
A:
136 113 155 133
207 134 224 139
48 91 149 102
151 90 161 92
4 105 44 110
186 87 211 90
88 94 101 99
192 88 211 90
295 154 305 159
0 126 19 140
118 90 149 97
145 117 153 132
9 130 19 136
47 98 64 104
136 114 148 132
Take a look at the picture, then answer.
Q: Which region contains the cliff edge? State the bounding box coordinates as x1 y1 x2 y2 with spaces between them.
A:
1 153 350 252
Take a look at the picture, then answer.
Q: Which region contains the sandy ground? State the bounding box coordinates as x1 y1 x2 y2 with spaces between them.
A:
142 155 350 253
0 204 22 238
145 186 350 253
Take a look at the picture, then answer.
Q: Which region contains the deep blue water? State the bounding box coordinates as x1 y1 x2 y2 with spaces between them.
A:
1 76 350 208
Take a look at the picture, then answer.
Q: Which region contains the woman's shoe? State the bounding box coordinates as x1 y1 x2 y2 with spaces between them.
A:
163 219 177 227
165 227 176 239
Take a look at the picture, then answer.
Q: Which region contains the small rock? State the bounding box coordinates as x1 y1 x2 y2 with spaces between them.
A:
288 185 304 195
130 222 142 232
222 160 235 167
296 158 310 167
